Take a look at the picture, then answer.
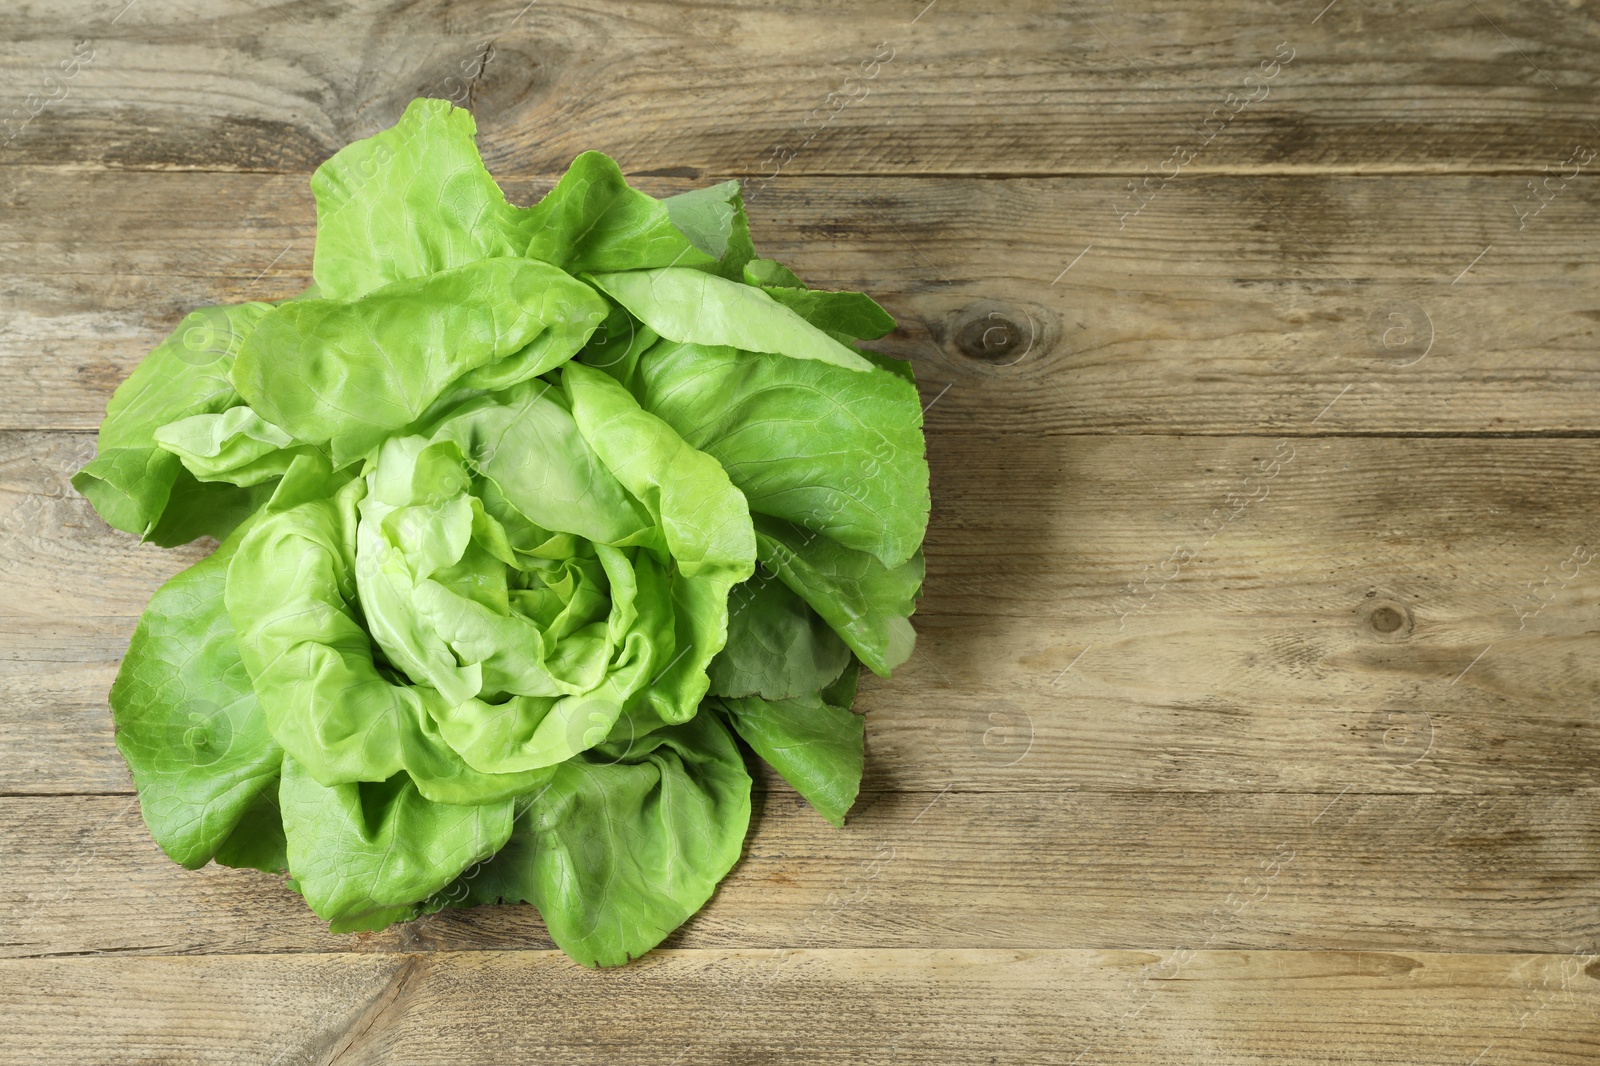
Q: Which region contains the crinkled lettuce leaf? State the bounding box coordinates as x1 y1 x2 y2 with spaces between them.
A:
233 257 606 468
110 515 283 869
311 97 532 301
760 287 898 342
523 151 737 276
280 755 519 933
623 339 929 570
752 515 924 676
450 711 750 966
716 670 864 828
710 573 851 700
72 302 276 542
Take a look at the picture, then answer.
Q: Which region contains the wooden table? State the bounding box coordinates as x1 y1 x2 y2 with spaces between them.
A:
4 2 1598 1062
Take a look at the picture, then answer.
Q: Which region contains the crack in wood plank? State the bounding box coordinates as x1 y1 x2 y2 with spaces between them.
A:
314 955 424 1066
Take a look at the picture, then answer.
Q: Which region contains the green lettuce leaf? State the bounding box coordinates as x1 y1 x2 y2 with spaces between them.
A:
279 756 517 933
563 361 757 722
741 258 804 289
427 378 655 546
662 180 755 278
311 97 531 301
753 515 924 676
72 302 275 541
760 287 897 341
451 712 751 966
626 339 929 569
211 787 289 876
153 407 317 487
233 257 606 467
520 151 719 274
110 516 283 868
589 268 876 371
709 573 851 700
716 677 864 828
563 361 754 580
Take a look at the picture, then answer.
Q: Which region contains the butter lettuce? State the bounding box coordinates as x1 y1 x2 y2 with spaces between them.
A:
74 98 928 967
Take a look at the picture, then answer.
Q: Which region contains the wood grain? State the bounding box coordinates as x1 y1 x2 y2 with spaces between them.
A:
6 168 1600 436
8 430 1599 796
1 1 1597 176
2 948 1596 1066
5 788 1597 959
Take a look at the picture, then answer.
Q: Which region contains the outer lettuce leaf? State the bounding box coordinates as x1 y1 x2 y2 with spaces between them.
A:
589 268 875 372
627 340 929 569
709 573 850 700
753 515 924 676
72 446 183 541
717 678 864 828
146 473 278 548
854 347 918 384
72 302 275 541
520 151 720 274
737 256 899 345
577 300 659 382
312 99 753 296
661 181 755 278
741 258 804 288
211 788 289 875
311 97 531 301
279 756 516 933
759 287 897 341
110 516 283 868
233 258 605 467
452 712 751 967
153 407 317 487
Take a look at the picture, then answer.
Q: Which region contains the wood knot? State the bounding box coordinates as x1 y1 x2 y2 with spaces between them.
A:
1370 606 1404 634
943 302 1055 368
1359 595 1413 642
955 312 1026 363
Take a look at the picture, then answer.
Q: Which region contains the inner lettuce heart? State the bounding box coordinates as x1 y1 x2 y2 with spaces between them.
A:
74 98 929 965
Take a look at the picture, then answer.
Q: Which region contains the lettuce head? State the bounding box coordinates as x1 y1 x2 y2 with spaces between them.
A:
73 98 929 966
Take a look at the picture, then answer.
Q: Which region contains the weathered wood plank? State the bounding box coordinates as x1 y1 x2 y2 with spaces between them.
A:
898 428 1600 794
5 786 1598 958
5 168 1600 435
3 947 1597 1065
7 430 1599 796
1 1 1597 176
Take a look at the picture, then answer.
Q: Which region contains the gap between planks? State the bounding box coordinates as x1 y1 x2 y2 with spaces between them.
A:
18 427 1600 441
0 162 1589 179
